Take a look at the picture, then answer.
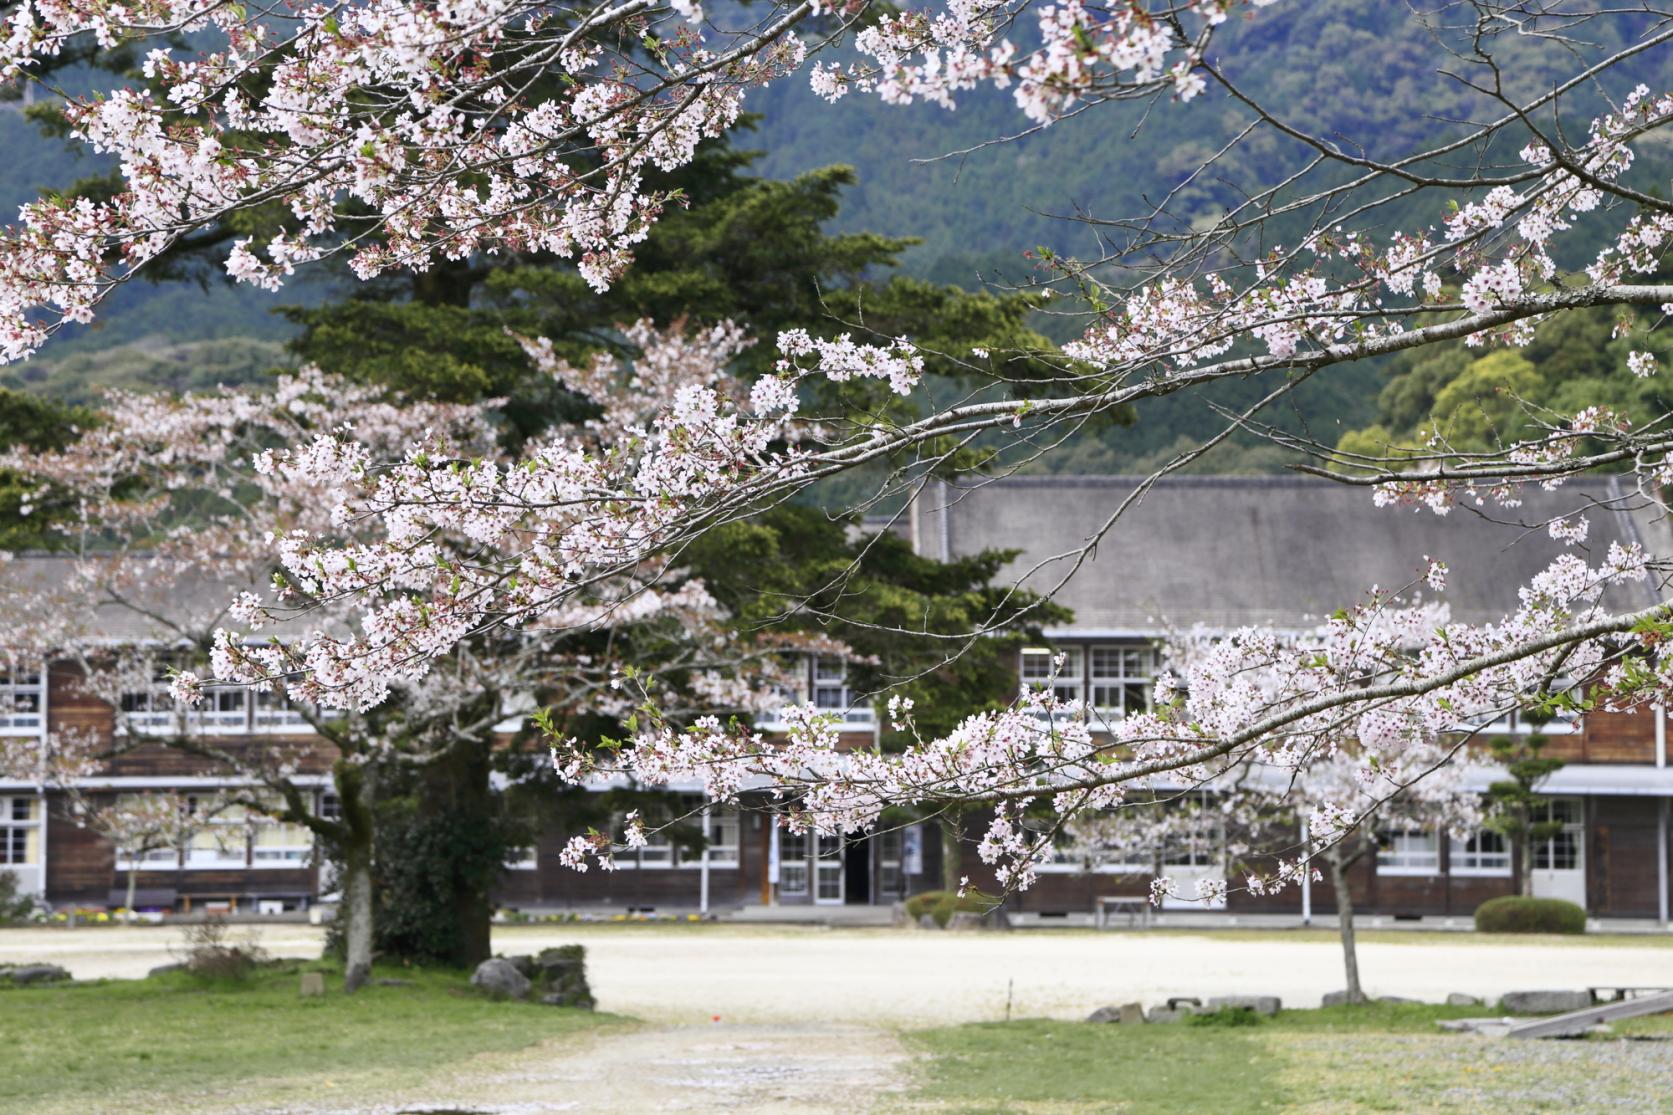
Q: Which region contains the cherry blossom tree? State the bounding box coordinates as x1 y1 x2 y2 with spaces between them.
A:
1 2 1671 906
0 322 802 980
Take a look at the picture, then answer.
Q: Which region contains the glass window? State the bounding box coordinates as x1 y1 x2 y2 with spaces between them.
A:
0 795 41 866
249 800 313 867
703 808 740 868
119 664 178 735
1450 829 1510 874
1532 798 1583 871
1021 647 1083 707
0 667 44 733
1162 795 1221 869
779 830 809 895
194 686 249 733
109 794 186 870
811 657 873 724
253 689 309 732
183 799 248 869
1089 645 1156 717
1377 829 1439 874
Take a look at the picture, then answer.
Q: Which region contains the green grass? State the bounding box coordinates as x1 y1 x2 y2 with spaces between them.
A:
0 961 619 1114
904 1004 1673 1114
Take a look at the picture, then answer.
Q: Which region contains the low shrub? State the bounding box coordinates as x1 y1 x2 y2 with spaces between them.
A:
1473 895 1586 935
904 889 997 928
176 917 270 981
0 870 40 925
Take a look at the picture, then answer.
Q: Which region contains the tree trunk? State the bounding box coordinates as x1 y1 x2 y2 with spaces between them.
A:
125 865 139 922
1519 817 1535 897
940 814 963 893
1330 849 1366 1005
341 841 373 993
335 761 377 993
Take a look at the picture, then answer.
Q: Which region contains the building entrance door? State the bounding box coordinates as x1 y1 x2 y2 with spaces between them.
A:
1530 797 1587 907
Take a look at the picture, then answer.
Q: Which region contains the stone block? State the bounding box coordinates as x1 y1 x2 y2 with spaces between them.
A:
1500 990 1592 1014
471 957 532 1001
1206 995 1280 1016
5 964 71 985
1446 993 1483 1008
299 971 325 997
1119 1002 1145 1025
1147 1006 1194 1024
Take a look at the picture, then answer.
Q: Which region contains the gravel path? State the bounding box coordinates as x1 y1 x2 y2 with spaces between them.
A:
6 923 1666 1023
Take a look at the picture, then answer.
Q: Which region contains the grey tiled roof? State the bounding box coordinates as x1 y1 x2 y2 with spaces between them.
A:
915 474 1662 633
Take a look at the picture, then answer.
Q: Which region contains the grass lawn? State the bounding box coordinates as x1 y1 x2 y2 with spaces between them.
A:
0 961 619 1114
903 1003 1673 1114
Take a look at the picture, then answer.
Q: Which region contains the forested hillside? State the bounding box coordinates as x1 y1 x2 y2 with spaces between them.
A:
3 2 1667 472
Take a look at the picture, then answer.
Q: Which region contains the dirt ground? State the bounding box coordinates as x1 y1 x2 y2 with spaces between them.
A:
6 924 1671 1114
4 922 1666 1024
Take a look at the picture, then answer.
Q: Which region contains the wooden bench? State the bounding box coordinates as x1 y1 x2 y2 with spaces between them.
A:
1587 985 1672 1003
1095 895 1152 929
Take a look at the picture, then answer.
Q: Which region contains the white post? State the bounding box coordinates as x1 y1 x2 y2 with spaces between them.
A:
1657 702 1667 769
698 802 711 917
1299 815 1312 926
1658 798 1669 927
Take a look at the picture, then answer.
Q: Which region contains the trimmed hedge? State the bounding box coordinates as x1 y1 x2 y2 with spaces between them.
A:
1474 895 1586 935
904 889 996 928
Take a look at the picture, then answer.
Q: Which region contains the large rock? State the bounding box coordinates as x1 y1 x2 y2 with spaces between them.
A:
1500 990 1592 1015
1205 995 1281 1016
1086 1006 1123 1023
504 954 538 980
1321 990 1360 1007
1147 1006 1195 1024
1446 992 1484 1008
470 958 532 1001
535 945 595 1010
1086 1002 1146 1024
4 964 71 985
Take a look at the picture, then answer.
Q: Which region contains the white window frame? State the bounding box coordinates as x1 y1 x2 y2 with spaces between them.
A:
182 797 249 869
0 795 42 867
1449 828 1511 876
1089 645 1156 719
248 801 313 868
1021 646 1084 708
0 666 45 735
1377 829 1440 875
778 829 810 895
685 805 740 869
1532 797 1584 871
811 656 874 725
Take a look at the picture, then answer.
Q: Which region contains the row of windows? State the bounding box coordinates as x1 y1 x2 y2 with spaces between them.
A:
1046 798 1587 878
1021 645 1158 717
119 682 338 736
113 795 316 871
762 656 875 726
599 803 743 870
